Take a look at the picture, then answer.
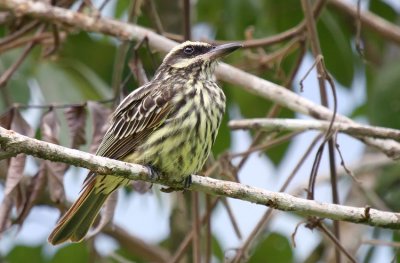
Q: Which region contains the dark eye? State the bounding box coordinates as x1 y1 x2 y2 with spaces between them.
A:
184 46 195 55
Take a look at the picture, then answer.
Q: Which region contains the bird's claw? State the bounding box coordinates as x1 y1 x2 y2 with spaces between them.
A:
183 175 192 189
160 175 192 193
146 165 160 181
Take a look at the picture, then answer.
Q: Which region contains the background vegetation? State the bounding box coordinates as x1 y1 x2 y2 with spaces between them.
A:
1 0 400 262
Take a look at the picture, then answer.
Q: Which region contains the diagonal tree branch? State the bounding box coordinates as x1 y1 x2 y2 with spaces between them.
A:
229 118 400 141
0 126 400 229
329 0 400 45
1 0 400 159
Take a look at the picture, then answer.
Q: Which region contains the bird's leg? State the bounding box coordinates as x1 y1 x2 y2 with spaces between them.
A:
146 165 161 181
160 175 192 193
183 175 192 189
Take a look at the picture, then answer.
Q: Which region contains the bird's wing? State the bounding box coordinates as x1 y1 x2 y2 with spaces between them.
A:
95 82 175 160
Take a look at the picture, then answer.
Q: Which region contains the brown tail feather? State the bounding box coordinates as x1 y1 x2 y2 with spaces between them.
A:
48 179 109 245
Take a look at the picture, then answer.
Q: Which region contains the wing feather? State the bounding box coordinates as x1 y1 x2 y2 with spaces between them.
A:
95 82 175 160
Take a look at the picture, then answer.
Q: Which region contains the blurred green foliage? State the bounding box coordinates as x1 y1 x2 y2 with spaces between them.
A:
248 232 293 263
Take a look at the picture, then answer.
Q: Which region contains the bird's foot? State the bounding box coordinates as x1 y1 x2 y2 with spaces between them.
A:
160 175 192 193
183 175 192 190
146 165 161 181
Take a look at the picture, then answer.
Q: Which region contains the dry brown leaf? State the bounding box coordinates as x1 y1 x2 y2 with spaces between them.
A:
86 190 118 239
12 109 34 136
40 109 67 204
0 108 14 129
132 180 152 194
4 110 33 196
15 170 47 225
0 195 13 234
0 109 33 234
64 105 87 149
0 109 14 180
4 154 26 196
44 161 67 203
88 101 111 154
41 108 60 144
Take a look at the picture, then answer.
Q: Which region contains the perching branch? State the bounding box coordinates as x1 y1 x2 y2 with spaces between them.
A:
1 0 400 159
229 118 400 141
0 126 400 229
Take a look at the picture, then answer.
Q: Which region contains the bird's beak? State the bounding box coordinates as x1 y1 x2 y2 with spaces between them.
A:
206 43 242 60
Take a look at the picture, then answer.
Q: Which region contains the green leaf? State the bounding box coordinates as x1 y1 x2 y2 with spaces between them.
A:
211 235 224 261
248 232 293 263
34 61 111 104
114 0 130 18
264 1 303 33
0 48 36 110
5 245 46 263
349 102 367 119
60 32 116 85
112 247 144 263
374 163 400 211
213 110 231 157
303 242 324 263
226 84 293 165
197 0 269 40
368 61 400 129
318 9 354 87
369 0 397 23
49 243 89 263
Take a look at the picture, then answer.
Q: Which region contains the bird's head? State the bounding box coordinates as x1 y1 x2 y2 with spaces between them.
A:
159 41 242 78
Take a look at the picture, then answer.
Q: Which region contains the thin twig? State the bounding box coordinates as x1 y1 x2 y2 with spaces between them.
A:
128 37 149 86
2 0 400 158
0 20 39 46
192 191 201 263
230 131 301 158
170 198 219 263
234 42 306 171
0 32 53 54
229 118 400 141
354 0 364 58
205 195 212 263
145 0 164 35
104 224 171 262
329 0 400 45
182 0 191 40
111 0 141 106
362 239 400 248
44 24 61 56
318 222 357 263
221 197 242 239
0 24 46 88
1 127 400 229
301 1 340 262
7 98 113 110
98 0 111 12
232 134 323 263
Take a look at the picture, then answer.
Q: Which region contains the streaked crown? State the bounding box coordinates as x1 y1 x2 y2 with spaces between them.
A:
160 41 242 70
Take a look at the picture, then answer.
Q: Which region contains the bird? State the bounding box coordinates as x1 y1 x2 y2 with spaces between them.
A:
48 41 242 245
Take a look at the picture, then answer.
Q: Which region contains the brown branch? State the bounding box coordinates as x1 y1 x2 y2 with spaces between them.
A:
229 118 400 141
232 134 323 263
182 0 191 40
300 1 340 261
1 127 399 229
0 24 46 88
104 224 171 263
1 0 400 159
0 32 53 53
329 0 400 45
